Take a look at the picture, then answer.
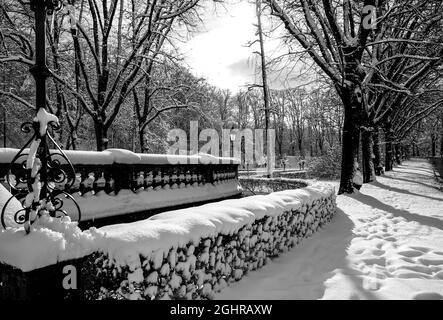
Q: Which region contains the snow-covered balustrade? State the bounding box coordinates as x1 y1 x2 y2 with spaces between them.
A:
0 182 336 300
0 148 241 223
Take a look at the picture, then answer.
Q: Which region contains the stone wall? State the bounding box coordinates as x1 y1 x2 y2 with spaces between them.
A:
81 191 336 300
0 182 336 300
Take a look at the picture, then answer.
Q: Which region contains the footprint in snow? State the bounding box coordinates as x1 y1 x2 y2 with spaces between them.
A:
412 292 443 300
393 271 432 280
395 264 433 275
375 242 384 249
362 257 386 267
367 234 383 240
390 218 403 225
397 250 424 258
409 246 431 253
398 257 415 264
418 257 443 266
372 249 385 256
362 277 381 291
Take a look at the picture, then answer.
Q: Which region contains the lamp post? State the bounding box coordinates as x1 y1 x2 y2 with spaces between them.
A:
1 0 81 233
228 121 238 165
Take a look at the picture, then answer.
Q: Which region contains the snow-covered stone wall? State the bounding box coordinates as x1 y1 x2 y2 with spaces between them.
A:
0 182 336 300
81 184 336 300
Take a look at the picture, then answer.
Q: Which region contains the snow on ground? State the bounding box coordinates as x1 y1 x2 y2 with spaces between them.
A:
216 159 443 300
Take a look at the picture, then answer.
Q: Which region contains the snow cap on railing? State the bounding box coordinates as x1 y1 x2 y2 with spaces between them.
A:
0 148 240 166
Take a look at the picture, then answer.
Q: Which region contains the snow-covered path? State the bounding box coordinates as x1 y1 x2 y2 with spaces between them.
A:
215 159 443 300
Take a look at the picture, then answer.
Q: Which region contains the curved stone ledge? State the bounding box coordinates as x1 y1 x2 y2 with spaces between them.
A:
0 182 336 300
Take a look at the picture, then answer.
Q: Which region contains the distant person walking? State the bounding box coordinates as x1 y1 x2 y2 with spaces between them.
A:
281 156 288 171
299 156 306 171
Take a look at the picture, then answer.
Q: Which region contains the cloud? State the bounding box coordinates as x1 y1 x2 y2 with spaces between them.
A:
177 1 256 92
227 58 255 78
177 1 315 92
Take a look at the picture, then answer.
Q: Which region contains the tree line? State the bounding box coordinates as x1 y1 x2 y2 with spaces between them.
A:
1 0 442 194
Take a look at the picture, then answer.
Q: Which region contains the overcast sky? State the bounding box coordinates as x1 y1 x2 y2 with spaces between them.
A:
177 1 313 93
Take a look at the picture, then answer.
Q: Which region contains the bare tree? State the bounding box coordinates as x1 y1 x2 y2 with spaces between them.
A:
265 0 377 193
1 0 203 151
265 0 443 192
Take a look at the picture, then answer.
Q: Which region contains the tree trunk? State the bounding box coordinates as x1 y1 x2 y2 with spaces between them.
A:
338 83 365 194
256 0 272 177
339 108 361 194
362 129 376 183
71 135 77 150
298 137 304 157
441 134 443 157
67 131 77 150
441 116 443 157
394 144 401 165
373 127 383 175
385 129 394 171
95 121 108 151
139 127 148 153
431 134 436 157
70 129 78 150
337 43 368 194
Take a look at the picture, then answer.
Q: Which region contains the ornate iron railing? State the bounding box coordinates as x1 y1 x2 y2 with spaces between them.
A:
0 0 82 233
0 125 82 231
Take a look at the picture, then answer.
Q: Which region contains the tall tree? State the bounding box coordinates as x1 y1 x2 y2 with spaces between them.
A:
1 0 203 151
265 0 443 192
256 0 273 176
266 0 376 193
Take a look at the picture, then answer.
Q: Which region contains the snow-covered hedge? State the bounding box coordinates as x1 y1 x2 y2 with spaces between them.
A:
239 177 307 194
272 171 309 179
0 182 336 300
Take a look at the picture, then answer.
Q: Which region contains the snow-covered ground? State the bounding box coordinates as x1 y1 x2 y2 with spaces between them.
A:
216 159 443 300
